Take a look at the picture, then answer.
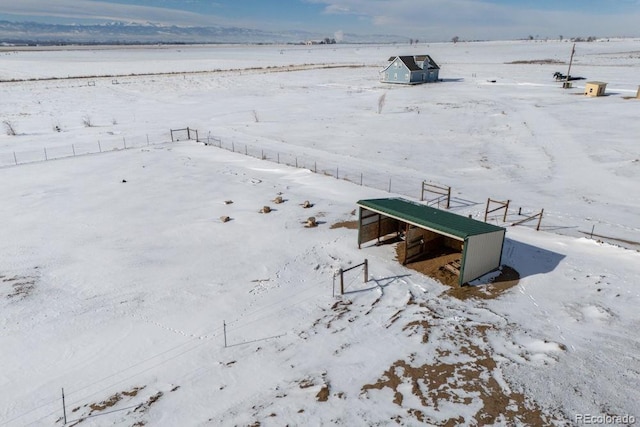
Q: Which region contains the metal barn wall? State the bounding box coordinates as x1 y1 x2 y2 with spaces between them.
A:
460 230 505 284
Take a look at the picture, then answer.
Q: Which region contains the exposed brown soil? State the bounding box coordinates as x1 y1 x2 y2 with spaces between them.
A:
330 220 358 229
362 323 561 425
506 59 564 64
446 266 520 300
395 242 520 300
2 274 37 300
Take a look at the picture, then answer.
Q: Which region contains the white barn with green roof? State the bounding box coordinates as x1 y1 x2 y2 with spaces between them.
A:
357 198 506 286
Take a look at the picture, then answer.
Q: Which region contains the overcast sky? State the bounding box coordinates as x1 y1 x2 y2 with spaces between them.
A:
0 0 639 40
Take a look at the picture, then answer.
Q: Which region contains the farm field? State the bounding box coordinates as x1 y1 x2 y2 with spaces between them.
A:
1 39 639 426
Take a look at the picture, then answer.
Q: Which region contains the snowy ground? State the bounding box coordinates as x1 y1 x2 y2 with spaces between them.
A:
1 40 639 426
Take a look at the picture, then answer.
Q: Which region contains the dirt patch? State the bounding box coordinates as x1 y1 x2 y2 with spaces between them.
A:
2 274 37 300
446 266 520 301
330 220 358 230
362 323 561 425
506 59 564 64
88 386 145 413
395 243 520 300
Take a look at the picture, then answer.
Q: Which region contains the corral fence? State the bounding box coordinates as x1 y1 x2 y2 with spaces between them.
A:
200 131 553 233
170 127 200 142
0 132 167 168
201 132 448 206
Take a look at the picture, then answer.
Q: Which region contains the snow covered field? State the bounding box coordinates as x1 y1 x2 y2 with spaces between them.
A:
1 40 639 426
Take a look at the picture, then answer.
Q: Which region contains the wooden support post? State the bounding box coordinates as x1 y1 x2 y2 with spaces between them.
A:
446 186 451 209
503 200 510 222
403 222 409 265
13 152 17 165
358 207 362 249
484 198 490 222
339 269 344 295
536 209 544 231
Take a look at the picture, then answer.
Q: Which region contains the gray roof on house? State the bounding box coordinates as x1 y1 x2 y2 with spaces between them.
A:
383 55 440 72
398 56 421 71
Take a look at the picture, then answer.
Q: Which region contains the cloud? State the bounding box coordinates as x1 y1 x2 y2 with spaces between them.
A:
306 0 640 39
0 0 222 26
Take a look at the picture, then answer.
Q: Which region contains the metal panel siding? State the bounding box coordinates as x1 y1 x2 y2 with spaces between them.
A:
460 230 505 283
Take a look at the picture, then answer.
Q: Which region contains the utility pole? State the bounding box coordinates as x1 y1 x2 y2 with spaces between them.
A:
565 43 576 87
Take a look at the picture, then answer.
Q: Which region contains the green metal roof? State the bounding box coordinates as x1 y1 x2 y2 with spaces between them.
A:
357 198 504 240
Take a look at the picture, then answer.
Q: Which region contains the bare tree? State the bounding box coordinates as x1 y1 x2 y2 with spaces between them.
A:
452 36 459 44
377 93 387 114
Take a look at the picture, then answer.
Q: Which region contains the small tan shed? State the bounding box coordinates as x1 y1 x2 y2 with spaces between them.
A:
584 81 607 97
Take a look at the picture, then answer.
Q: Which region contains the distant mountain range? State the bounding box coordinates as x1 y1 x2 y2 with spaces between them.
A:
0 21 409 45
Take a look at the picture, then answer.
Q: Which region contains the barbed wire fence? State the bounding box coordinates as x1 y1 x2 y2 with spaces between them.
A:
202 132 435 206
0 132 169 168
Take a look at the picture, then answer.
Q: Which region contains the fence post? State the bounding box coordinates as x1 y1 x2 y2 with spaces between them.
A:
484 198 490 222
98 141 102 153
72 144 76 156
446 186 451 209
536 209 544 231
503 200 510 222
388 178 392 193
277 153 280 164
44 147 48 161
332 273 335 297
13 152 17 165
232 142 235 152
364 259 368 283
245 145 248 155
223 321 227 348
62 388 67 425
360 173 363 186
147 134 150 146
339 269 344 295
295 157 298 168
123 137 127 149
